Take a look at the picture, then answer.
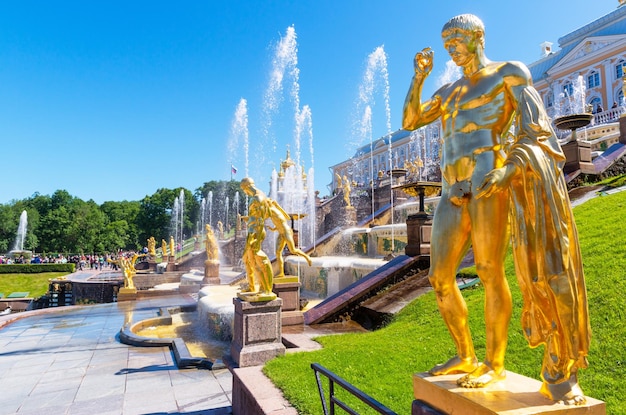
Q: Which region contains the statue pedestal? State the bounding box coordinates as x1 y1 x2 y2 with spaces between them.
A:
342 206 357 227
166 256 176 272
230 298 285 367
117 287 137 302
412 371 605 415
562 139 594 174
273 276 303 326
405 213 431 257
203 259 220 285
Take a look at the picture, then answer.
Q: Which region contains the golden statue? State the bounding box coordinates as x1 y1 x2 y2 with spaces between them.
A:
404 158 423 180
169 236 175 258
342 175 352 207
161 238 168 257
108 253 146 290
334 172 342 193
239 177 276 300
267 207 311 279
402 14 590 405
204 224 219 261
217 221 224 239
147 236 156 257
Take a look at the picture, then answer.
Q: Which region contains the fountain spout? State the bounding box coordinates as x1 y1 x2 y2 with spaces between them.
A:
396 181 441 257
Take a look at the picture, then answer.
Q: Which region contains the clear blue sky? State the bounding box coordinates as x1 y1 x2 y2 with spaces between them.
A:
0 0 615 204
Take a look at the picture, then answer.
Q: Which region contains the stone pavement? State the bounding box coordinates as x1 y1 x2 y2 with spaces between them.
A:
0 294 233 415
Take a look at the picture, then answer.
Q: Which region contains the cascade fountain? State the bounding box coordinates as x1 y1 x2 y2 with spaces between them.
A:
197 25 318 341
281 46 406 300
284 53 453 300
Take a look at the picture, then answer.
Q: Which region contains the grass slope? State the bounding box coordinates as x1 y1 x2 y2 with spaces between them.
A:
265 189 626 414
0 272 69 298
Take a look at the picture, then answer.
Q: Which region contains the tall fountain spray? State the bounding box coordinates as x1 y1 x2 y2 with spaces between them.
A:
198 197 206 236
208 191 213 226
178 189 185 246
262 25 316 249
354 46 394 245
233 192 240 231
228 98 250 178
224 196 229 234
171 196 180 251
12 210 28 252
170 189 185 255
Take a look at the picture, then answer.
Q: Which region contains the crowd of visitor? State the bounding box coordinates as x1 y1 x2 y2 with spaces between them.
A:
0 251 148 271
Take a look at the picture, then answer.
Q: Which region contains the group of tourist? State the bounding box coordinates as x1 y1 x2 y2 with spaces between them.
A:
0 254 69 265
0 251 148 271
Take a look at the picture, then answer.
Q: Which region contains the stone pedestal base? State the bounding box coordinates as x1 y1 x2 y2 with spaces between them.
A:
562 140 595 174
342 206 357 227
231 298 285 367
405 214 431 257
117 287 137 302
203 259 220 285
273 276 303 326
412 371 605 415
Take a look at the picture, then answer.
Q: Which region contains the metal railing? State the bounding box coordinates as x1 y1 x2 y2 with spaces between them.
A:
311 363 398 415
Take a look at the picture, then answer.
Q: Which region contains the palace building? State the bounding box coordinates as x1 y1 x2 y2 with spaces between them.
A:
330 2 626 194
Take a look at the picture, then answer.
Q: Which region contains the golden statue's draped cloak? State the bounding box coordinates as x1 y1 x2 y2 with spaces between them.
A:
506 87 591 383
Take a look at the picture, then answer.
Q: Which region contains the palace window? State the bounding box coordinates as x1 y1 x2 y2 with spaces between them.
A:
545 91 554 108
563 82 574 97
587 71 600 89
616 60 625 79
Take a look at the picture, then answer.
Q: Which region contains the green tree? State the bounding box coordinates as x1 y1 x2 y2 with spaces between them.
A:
101 200 141 250
66 200 106 253
39 205 73 253
136 188 179 245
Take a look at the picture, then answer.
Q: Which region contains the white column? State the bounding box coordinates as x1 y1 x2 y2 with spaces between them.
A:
604 59 614 106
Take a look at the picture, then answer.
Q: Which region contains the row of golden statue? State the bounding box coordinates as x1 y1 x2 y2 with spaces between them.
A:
146 235 177 258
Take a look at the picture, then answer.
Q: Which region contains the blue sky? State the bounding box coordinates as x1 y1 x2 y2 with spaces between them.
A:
0 0 615 204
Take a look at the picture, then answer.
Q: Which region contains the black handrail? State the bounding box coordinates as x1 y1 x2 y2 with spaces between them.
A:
311 363 398 415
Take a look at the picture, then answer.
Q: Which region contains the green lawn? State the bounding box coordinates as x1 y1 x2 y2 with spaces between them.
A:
0 272 70 298
265 188 626 414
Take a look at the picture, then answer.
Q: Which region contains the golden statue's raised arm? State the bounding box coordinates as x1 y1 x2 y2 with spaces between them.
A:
402 47 441 130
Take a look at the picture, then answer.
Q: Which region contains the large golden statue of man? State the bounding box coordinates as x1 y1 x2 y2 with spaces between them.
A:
403 14 590 405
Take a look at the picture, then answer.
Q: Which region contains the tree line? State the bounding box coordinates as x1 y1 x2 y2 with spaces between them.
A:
0 180 243 255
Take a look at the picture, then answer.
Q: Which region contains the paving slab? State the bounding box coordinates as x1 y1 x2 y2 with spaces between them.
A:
0 294 233 415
